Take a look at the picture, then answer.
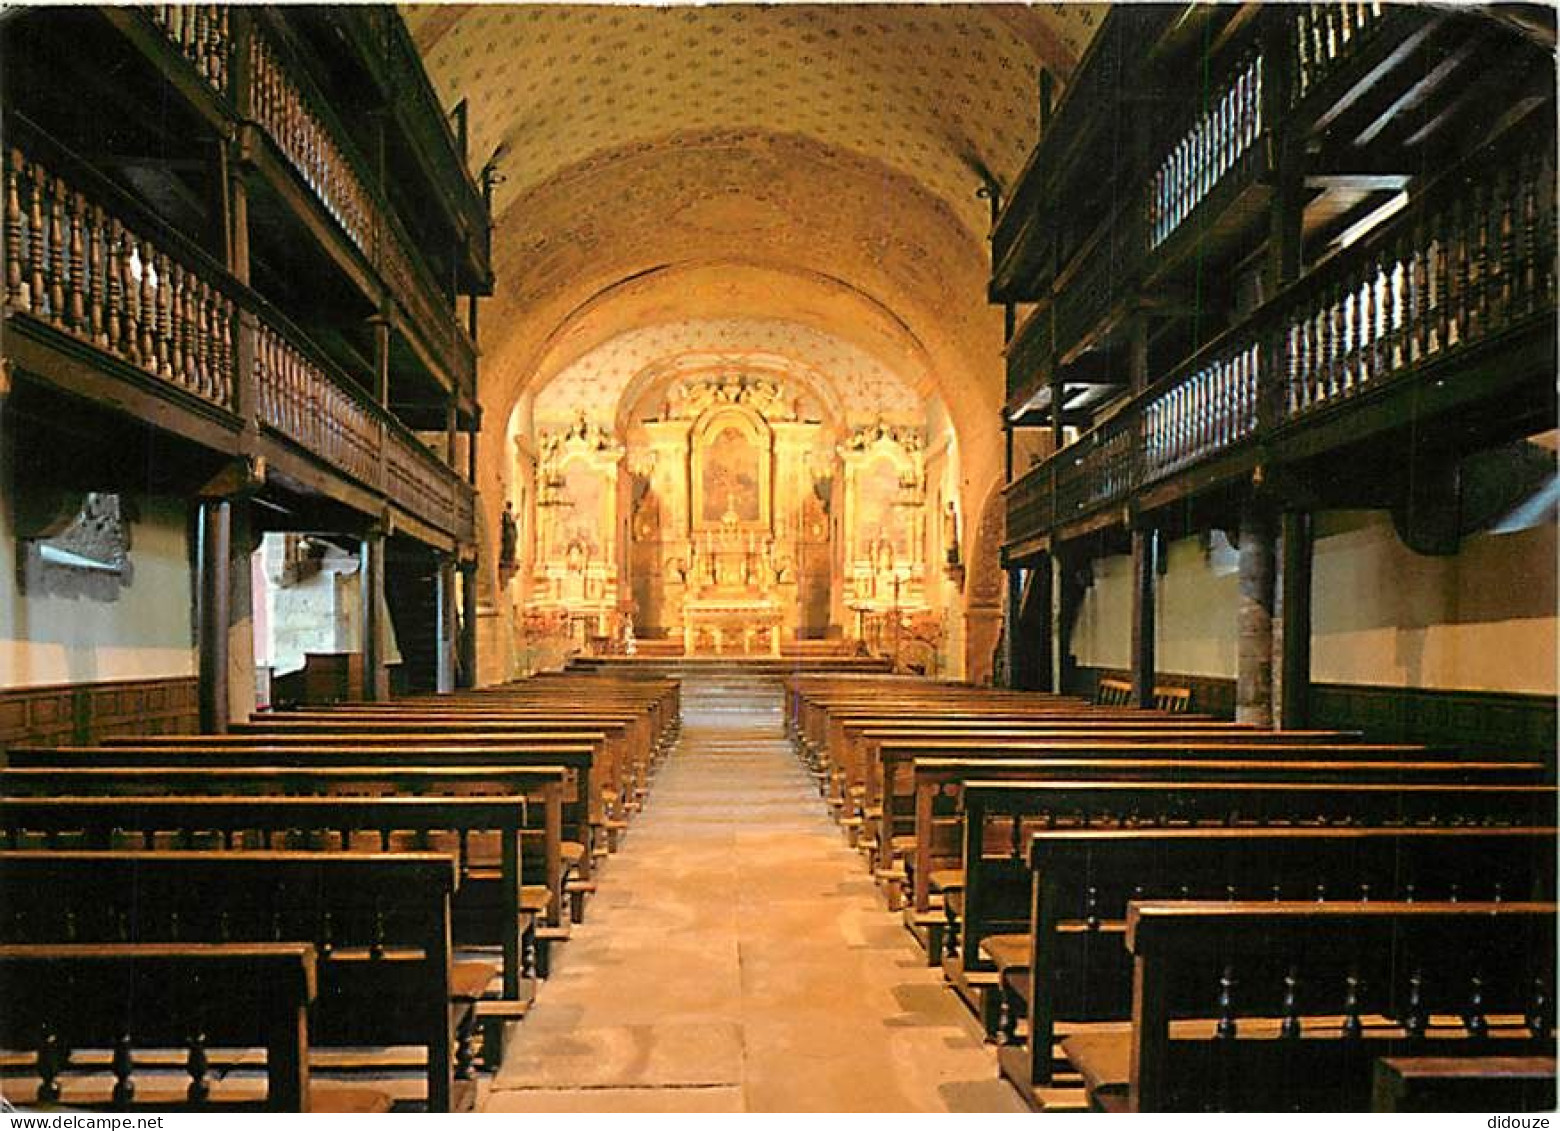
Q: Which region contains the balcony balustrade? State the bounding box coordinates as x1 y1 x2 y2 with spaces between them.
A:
4 125 474 545
1008 127 1556 547
140 6 476 396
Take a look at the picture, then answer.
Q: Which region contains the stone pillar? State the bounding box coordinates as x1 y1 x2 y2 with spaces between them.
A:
436 556 458 694
1278 509 1314 728
1130 527 1158 709
360 528 388 701
458 560 479 688
1237 499 1277 727
197 499 232 732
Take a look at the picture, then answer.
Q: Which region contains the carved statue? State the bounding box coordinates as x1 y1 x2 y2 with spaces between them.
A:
500 500 519 568
944 501 961 566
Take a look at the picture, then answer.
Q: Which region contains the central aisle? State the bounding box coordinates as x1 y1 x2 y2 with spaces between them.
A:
482 670 1026 1113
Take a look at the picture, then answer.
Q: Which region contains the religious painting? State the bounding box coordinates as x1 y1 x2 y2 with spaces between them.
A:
855 455 906 562
548 460 605 560
701 426 760 524
691 407 771 530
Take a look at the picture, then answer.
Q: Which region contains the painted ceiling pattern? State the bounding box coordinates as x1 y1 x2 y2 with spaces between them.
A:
533 319 925 429
407 4 1105 236
400 4 1106 519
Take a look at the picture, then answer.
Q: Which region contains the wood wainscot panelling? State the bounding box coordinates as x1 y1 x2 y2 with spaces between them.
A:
1311 683 1558 761
0 676 198 751
1070 666 1556 765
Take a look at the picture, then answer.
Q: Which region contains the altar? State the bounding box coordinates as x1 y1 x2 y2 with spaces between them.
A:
682 599 783 656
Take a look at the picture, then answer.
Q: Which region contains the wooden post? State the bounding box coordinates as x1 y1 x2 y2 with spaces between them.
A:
457 560 478 688
197 499 232 732
1237 496 1276 726
1131 526 1158 709
1002 565 1023 688
1279 509 1313 728
445 397 458 467
435 555 457 694
360 528 388 701
1052 551 1077 696
370 309 391 406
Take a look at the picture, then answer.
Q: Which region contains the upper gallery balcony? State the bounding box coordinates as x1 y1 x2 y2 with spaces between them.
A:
109 5 485 401
4 113 475 550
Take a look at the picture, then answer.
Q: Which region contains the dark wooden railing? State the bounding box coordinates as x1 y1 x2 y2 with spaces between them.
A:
139 8 476 396
146 5 230 95
1291 1 1388 106
4 124 474 545
1008 125 1556 542
1149 51 1263 251
5 134 238 415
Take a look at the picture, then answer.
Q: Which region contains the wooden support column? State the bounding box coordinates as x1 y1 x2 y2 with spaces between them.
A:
1001 565 1023 688
445 398 459 467
1130 526 1158 709
467 409 481 485
457 560 479 688
1017 554 1054 692
1278 509 1314 728
197 499 232 733
435 555 457 694
1053 551 1083 696
360 528 389 701
1237 496 1277 727
370 310 391 407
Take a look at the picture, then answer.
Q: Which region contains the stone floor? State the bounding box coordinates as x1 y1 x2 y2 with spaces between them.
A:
481 671 1027 1113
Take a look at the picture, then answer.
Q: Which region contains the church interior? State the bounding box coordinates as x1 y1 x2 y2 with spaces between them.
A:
0 1 1556 1115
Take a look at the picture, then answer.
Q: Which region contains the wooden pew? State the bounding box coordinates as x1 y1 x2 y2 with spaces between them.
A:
948 779 1557 1029
0 795 538 1008
0 851 464 1111
0 762 568 928
1372 1056 1558 1112
903 750 1544 917
233 719 633 837
0 942 372 1112
869 735 1445 875
998 826 1559 1104
1072 901 1559 1111
16 742 595 910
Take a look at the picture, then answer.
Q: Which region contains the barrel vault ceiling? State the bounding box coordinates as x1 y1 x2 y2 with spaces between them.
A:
406 3 1104 501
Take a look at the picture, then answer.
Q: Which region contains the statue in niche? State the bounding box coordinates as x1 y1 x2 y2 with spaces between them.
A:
944 501 961 566
499 501 519 569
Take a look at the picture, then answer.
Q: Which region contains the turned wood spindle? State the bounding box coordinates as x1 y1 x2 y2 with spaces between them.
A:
1280 967 1302 1039
1216 964 1238 1039
111 1032 135 1107
26 164 46 317
1341 973 1364 1039
36 1022 63 1104
5 151 26 310
46 174 67 326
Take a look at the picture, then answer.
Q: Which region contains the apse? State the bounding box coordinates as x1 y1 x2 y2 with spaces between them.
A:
505 319 966 674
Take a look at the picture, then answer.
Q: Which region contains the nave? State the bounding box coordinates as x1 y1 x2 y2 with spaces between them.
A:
482 670 1025 1114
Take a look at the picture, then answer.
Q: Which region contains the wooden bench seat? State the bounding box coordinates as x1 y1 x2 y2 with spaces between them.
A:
0 942 390 1112
0 795 537 1014
1089 901 1558 1111
0 760 571 926
0 851 474 1111
948 780 1556 1038
994 825 1558 1107
1373 1055 1558 1112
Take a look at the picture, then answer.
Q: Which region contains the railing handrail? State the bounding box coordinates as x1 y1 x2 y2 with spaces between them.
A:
1015 106 1555 527
5 117 470 515
6 114 246 308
